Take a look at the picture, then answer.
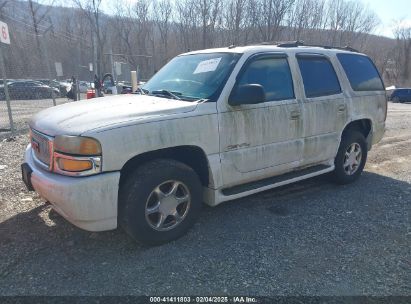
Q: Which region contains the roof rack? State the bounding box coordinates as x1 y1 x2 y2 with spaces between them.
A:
273 40 359 52
276 40 305 47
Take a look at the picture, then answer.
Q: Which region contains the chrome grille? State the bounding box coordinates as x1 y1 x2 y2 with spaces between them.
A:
31 129 52 168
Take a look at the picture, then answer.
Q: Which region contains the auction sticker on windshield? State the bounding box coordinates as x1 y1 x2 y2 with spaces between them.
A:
193 58 221 74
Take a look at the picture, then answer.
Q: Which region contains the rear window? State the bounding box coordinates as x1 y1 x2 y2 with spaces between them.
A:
297 55 341 98
337 54 384 91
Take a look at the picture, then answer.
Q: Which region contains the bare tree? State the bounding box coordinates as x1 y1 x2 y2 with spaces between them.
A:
27 0 56 63
393 20 411 85
287 0 326 41
257 0 295 42
0 0 392 84
153 0 172 62
197 0 223 49
242 0 261 44
72 0 105 77
28 0 56 36
224 0 247 45
325 0 379 46
175 0 200 51
0 0 8 17
132 0 154 73
111 3 137 66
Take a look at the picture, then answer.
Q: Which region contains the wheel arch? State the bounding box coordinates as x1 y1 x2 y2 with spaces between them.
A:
341 118 373 149
119 145 213 188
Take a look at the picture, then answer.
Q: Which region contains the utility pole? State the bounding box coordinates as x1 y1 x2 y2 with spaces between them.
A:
93 34 98 78
40 24 56 106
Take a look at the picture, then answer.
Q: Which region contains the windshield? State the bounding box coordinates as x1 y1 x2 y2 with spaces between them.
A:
142 52 241 101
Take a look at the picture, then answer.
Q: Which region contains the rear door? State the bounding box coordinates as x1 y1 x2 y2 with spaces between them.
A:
296 53 347 166
336 53 386 125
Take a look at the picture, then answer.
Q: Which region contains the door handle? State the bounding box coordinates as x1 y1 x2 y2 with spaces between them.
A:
290 110 301 120
338 104 346 112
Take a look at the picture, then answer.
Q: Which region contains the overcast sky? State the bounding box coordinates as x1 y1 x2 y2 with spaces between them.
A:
103 0 409 38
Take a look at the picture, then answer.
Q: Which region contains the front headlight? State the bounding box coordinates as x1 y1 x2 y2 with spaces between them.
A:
53 135 102 176
54 135 102 155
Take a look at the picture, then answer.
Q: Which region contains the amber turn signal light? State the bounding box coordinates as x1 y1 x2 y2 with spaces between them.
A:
57 158 93 172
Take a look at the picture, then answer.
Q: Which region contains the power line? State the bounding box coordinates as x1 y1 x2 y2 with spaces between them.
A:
2 14 91 44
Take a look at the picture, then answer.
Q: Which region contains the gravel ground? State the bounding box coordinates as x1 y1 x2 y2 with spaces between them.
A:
0 103 410 296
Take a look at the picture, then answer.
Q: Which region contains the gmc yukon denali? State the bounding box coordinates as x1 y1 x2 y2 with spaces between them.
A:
22 43 387 245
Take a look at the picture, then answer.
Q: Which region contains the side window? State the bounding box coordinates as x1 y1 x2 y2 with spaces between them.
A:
238 57 294 101
337 53 384 91
297 55 341 98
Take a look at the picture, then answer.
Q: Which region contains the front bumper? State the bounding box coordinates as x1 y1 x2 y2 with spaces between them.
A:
24 145 120 231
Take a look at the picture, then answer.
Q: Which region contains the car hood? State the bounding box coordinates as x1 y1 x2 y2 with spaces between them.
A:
30 94 198 136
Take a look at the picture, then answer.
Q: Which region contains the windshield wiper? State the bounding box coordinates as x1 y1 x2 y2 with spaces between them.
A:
135 87 149 95
193 98 208 103
150 89 182 100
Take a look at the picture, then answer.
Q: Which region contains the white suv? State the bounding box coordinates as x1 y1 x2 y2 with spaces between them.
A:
22 43 387 245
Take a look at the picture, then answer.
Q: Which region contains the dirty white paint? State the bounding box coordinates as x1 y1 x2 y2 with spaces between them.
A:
26 45 386 231
25 145 119 231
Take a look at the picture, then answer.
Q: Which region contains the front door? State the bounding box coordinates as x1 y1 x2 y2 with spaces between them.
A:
218 53 303 187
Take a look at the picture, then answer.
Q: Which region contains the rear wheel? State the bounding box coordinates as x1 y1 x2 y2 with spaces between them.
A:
118 159 203 245
332 131 367 184
392 96 400 103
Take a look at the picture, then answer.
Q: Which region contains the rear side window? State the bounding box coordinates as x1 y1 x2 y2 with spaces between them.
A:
297 55 341 98
337 54 384 91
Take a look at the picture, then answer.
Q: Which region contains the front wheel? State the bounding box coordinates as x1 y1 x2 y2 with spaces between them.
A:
332 131 367 184
118 159 203 245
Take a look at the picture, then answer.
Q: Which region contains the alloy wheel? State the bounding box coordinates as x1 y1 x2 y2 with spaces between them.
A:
145 180 191 231
343 143 362 175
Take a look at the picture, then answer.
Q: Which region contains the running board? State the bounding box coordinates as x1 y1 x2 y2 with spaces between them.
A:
221 164 334 197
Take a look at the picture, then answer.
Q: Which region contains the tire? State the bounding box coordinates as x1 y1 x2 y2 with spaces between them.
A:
118 159 203 245
392 97 400 103
332 131 367 184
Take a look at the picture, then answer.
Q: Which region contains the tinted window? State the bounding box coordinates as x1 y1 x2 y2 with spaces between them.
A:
238 57 294 101
13 81 38 87
10 82 24 87
337 54 384 91
297 55 341 98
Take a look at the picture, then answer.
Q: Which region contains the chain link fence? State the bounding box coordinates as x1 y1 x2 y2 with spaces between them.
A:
1 27 94 139
0 18 134 139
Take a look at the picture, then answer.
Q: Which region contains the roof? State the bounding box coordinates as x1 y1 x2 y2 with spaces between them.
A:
183 42 364 57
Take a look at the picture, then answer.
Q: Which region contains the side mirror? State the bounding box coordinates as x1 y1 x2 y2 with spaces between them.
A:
228 84 266 106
